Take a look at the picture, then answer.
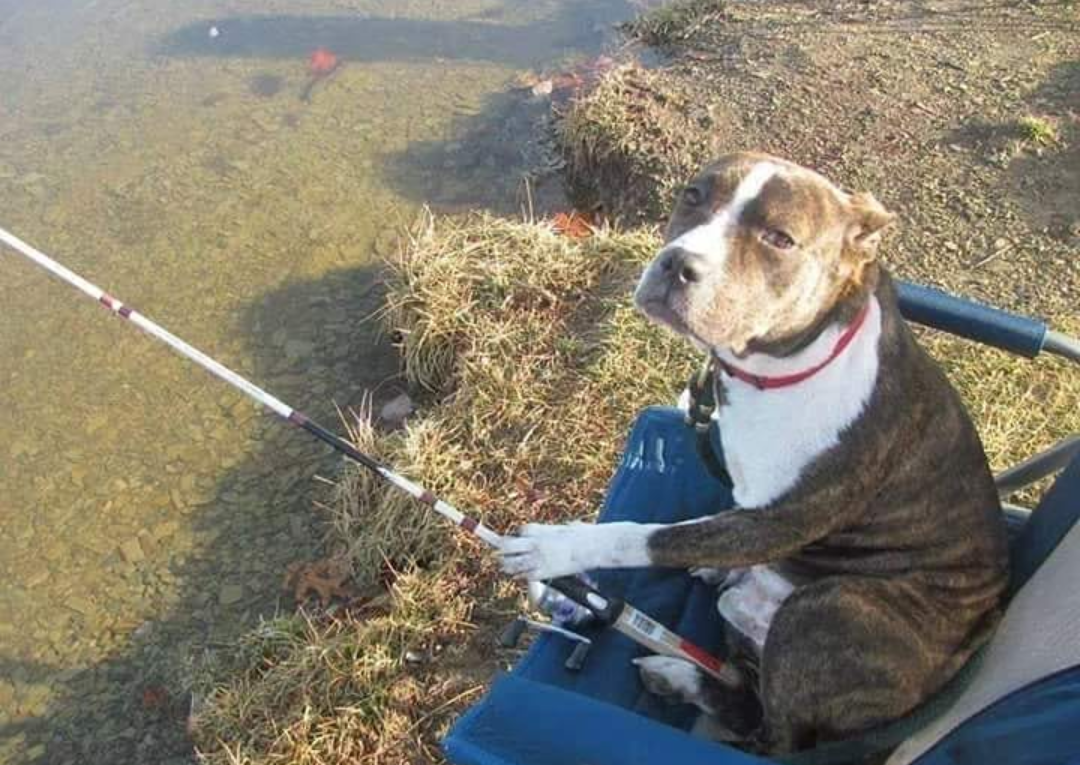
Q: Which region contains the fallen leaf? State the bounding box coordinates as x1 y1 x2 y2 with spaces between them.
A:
141 685 170 711
551 211 596 239
283 557 353 607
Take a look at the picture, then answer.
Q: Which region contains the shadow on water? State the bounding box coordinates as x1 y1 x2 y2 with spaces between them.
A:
155 6 644 215
380 85 569 215
0 4 649 761
156 5 629 70
0 264 400 764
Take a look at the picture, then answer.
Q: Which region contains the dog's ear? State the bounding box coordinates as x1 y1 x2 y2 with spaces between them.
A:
845 192 896 256
839 191 894 292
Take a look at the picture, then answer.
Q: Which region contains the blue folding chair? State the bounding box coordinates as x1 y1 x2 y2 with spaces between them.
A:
444 283 1080 765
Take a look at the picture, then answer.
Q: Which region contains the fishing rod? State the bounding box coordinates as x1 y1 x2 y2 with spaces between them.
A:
0 225 727 682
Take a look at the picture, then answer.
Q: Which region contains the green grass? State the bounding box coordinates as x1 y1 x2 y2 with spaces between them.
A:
621 0 728 48
1017 115 1059 147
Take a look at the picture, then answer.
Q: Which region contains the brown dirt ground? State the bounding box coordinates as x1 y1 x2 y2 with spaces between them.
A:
563 0 1079 320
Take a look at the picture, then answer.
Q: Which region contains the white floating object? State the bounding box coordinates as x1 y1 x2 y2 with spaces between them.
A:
208 25 220 39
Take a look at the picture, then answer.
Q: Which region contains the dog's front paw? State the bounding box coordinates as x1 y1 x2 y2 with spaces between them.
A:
499 521 653 580
634 656 706 707
498 522 594 580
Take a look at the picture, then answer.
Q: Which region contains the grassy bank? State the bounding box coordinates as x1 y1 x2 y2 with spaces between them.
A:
191 2 1079 763
189 213 1077 765
189 214 698 764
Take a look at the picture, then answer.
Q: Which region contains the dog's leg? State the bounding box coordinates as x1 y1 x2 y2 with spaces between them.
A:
759 576 947 754
500 495 865 580
634 656 762 740
635 656 718 712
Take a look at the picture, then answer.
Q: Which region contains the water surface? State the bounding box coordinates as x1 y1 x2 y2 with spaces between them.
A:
0 1 636 761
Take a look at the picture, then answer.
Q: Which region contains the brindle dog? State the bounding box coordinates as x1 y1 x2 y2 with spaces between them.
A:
500 153 1009 754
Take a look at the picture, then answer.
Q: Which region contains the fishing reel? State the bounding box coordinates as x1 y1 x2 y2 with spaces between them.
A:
498 579 599 672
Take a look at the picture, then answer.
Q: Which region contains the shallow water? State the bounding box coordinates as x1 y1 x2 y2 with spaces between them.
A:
0 1 638 761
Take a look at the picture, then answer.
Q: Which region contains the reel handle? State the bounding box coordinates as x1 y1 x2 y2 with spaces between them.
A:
498 618 529 649
545 575 624 624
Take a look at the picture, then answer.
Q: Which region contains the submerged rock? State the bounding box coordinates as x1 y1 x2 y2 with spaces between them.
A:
119 539 145 564
219 584 244 606
379 393 414 426
248 73 284 98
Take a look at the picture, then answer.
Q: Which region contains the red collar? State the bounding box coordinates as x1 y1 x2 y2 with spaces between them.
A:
714 302 872 391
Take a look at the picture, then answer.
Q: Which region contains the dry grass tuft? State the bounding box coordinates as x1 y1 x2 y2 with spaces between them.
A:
557 63 716 223
324 400 447 584
372 212 694 535
192 214 698 765
190 568 478 765
621 0 728 48
1016 115 1060 147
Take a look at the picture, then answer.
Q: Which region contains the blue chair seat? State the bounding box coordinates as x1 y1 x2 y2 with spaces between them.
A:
444 407 1080 765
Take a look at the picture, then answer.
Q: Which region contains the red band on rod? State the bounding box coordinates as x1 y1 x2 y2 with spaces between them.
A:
679 640 724 674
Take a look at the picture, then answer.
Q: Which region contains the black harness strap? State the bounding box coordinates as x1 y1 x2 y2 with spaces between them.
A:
684 359 733 489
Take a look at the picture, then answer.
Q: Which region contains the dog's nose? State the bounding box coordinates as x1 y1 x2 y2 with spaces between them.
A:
660 247 703 285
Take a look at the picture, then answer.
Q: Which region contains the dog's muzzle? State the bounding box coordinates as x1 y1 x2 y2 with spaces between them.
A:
658 246 705 285
633 247 705 334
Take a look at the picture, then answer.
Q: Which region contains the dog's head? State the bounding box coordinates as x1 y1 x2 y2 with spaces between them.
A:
634 153 895 355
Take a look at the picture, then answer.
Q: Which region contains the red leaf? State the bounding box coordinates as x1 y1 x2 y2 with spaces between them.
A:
551 211 596 239
141 685 169 710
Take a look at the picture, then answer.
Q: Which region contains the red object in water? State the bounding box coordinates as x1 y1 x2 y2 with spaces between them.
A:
141 685 170 711
308 47 339 76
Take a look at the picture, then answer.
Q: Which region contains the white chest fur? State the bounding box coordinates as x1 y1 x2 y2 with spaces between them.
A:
711 298 882 647
716 298 883 509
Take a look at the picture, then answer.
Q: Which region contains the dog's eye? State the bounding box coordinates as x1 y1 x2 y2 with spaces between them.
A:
761 228 796 250
681 186 704 207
